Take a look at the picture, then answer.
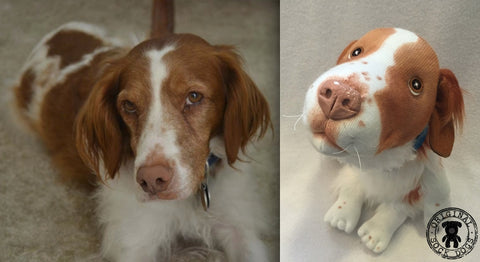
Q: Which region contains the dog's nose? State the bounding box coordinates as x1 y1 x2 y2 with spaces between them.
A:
317 80 362 120
136 165 173 195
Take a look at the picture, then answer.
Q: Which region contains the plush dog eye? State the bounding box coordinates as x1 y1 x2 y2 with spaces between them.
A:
351 47 362 57
409 78 423 96
122 100 137 113
186 91 203 105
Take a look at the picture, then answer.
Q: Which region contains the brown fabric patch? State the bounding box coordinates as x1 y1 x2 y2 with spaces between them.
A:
358 120 365 127
427 69 464 157
336 28 396 65
404 185 422 205
375 37 439 153
46 30 104 69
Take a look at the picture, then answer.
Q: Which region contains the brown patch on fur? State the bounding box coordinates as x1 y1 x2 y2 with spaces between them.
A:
160 35 270 180
14 68 35 110
376 76 382 81
46 30 104 68
404 185 422 205
75 49 141 181
338 206 342 209
358 120 365 127
362 61 368 64
336 28 396 65
38 48 127 186
375 37 440 154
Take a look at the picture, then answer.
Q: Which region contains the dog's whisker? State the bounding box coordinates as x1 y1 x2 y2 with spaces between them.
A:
281 114 303 118
331 144 350 155
353 145 362 171
293 113 305 131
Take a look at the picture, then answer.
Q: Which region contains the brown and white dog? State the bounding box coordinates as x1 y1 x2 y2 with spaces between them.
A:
13 21 272 261
303 28 464 253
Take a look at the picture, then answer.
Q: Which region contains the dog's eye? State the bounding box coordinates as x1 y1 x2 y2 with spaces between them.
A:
122 100 137 113
350 47 362 57
186 91 203 105
409 78 423 96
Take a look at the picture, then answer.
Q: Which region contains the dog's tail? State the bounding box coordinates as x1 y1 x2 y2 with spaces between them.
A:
151 0 174 39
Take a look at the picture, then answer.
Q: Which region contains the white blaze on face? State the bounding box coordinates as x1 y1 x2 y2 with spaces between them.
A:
303 28 421 156
133 45 191 198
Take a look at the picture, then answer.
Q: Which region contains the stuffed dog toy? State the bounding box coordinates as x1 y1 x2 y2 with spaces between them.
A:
303 28 464 253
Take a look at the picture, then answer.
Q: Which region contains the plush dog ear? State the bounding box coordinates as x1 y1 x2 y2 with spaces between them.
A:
428 69 464 157
336 40 357 64
75 61 131 180
216 46 272 165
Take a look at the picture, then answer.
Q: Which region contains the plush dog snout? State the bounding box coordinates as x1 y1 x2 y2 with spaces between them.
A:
318 80 362 120
136 165 173 195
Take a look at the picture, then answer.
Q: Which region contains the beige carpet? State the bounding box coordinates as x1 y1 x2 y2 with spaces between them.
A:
0 0 279 260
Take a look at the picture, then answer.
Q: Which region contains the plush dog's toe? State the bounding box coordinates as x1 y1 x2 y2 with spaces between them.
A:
324 199 361 234
357 221 392 253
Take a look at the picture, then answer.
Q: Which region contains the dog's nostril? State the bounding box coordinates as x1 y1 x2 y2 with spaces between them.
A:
140 179 148 188
325 88 332 98
342 98 350 107
155 177 165 185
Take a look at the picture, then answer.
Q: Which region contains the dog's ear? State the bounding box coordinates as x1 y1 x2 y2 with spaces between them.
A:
456 221 462 228
336 40 357 64
75 60 131 180
428 69 464 157
442 221 448 228
215 46 271 165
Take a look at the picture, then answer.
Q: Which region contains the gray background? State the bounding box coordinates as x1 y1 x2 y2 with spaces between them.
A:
0 0 279 260
281 0 480 261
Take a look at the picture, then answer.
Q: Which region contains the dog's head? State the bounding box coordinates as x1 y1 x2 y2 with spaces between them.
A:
75 34 270 200
303 28 464 167
442 221 462 235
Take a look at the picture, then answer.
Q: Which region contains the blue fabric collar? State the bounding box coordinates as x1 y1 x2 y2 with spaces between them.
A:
207 153 220 167
413 126 429 151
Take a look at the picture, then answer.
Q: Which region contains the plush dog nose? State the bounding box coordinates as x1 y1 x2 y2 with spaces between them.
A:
317 80 362 120
136 165 173 195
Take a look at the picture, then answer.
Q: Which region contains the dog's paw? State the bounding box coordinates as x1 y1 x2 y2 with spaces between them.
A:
357 219 393 253
324 199 362 233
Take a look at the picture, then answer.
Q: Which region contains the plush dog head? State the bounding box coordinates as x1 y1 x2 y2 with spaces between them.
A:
303 28 464 168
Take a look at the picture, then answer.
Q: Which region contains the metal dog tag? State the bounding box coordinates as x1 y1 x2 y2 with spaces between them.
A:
201 160 211 211
201 182 210 211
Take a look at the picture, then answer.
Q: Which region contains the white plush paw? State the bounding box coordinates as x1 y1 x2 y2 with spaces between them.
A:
357 220 393 253
324 199 362 234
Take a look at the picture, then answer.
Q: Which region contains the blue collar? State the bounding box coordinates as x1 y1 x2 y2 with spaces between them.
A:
207 153 220 167
413 126 429 151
